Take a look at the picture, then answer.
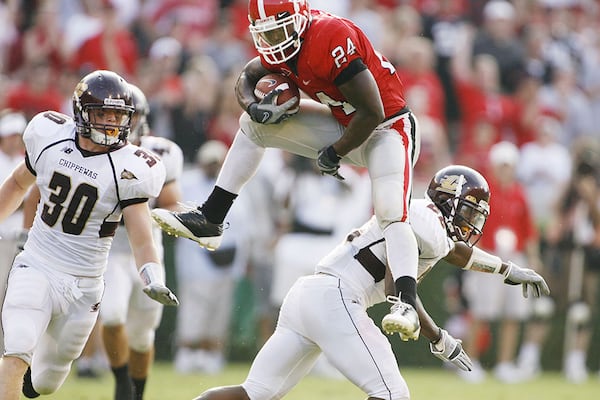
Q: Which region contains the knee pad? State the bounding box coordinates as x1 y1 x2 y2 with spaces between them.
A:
243 379 278 400
99 294 128 327
567 301 591 329
3 317 41 365
33 364 71 395
126 307 161 352
99 309 127 327
128 329 156 353
531 297 555 321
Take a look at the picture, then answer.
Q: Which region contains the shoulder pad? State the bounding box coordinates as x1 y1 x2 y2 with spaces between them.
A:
24 112 75 166
140 136 183 182
115 144 166 200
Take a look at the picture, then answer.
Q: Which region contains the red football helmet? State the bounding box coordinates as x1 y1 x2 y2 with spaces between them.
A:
248 0 311 65
426 165 491 247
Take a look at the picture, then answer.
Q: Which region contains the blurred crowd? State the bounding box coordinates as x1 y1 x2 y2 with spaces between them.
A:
1 0 600 386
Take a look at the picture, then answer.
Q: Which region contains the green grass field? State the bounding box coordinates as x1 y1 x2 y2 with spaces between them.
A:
37 362 598 400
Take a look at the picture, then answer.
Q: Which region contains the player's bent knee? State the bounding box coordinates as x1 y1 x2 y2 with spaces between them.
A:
196 385 250 400
3 319 42 364
369 387 410 400
368 378 410 400
34 365 70 395
129 330 155 353
126 310 160 352
99 308 127 326
242 380 277 400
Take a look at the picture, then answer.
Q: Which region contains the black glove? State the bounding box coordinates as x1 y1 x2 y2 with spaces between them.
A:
247 89 297 124
317 146 345 180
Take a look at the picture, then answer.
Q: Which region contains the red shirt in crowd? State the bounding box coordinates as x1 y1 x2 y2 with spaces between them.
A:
69 30 138 76
479 176 538 253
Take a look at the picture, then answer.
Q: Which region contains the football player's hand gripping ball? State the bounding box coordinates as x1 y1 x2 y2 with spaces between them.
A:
503 262 550 298
247 89 297 124
317 145 345 180
430 328 473 371
139 263 179 306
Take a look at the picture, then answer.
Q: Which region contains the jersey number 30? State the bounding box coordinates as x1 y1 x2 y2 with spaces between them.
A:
41 171 98 235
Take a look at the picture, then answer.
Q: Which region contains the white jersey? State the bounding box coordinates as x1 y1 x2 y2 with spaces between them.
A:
138 135 183 202
18 111 165 277
110 135 183 253
315 198 454 307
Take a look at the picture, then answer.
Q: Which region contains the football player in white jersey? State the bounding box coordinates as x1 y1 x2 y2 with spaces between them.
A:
100 83 183 400
0 70 178 400
191 165 550 400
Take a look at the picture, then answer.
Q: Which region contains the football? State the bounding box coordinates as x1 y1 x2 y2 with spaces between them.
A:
254 73 301 114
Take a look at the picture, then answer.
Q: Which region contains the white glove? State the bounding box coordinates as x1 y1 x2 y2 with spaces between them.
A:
247 89 297 124
430 329 473 372
139 263 179 306
503 262 550 298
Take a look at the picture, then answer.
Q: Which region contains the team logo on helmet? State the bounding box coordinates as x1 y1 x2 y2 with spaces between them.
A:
436 174 464 195
74 82 88 98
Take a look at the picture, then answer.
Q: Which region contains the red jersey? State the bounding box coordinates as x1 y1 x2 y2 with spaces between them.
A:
479 177 538 253
260 10 406 127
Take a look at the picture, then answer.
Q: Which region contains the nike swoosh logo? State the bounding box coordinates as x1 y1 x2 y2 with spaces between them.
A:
302 79 311 85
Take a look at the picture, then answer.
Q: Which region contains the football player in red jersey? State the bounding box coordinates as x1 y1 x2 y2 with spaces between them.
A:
152 0 422 339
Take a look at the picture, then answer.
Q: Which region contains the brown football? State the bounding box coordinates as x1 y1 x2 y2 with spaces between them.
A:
254 73 300 114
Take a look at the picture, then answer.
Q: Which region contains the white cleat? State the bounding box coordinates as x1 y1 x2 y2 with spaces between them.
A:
382 296 421 341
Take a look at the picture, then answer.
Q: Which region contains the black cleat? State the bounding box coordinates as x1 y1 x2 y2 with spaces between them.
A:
151 208 223 250
22 367 40 398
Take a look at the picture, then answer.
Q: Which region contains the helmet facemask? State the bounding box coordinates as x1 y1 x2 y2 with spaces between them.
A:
442 195 489 247
77 102 133 147
249 12 308 64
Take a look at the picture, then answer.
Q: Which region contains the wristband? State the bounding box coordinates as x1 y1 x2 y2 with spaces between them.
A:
139 262 164 286
500 261 514 278
463 247 502 274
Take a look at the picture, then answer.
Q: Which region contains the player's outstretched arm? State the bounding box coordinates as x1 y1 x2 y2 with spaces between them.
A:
414 296 472 372
443 242 550 298
124 202 179 306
